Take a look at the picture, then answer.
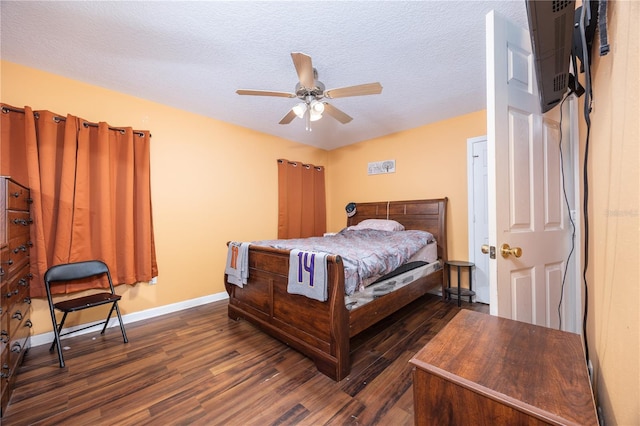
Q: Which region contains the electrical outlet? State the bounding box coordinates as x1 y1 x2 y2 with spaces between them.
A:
368 159 396 175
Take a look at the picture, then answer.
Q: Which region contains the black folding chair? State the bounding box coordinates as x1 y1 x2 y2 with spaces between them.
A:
44 260 128 367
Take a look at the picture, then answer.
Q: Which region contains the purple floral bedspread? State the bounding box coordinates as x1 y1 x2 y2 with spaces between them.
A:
253 229 434 295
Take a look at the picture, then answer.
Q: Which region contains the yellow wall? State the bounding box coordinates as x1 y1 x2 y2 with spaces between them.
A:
584 1 639 424
1 60 329 334
327 111 487 260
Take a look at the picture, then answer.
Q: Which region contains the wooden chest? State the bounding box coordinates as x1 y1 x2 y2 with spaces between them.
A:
410 310 598 425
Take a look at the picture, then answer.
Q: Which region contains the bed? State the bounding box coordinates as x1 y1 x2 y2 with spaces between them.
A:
224 198 448 381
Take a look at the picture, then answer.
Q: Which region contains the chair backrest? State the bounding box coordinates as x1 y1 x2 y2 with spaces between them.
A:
44 260 114 292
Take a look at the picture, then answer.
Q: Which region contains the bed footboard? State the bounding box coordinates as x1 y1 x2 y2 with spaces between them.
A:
225 245 350 381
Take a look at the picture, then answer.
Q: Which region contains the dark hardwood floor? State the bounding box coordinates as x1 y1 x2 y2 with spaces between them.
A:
2 294 488 425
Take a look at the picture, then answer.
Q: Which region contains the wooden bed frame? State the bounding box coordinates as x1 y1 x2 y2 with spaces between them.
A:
225 198 448 381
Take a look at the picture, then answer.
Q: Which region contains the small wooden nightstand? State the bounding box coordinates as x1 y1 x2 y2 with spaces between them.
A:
444 260 475 306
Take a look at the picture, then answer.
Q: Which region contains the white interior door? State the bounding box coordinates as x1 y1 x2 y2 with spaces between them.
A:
468 136 490 304
486 11 572 328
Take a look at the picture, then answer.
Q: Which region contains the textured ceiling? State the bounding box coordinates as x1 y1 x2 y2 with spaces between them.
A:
1 1 528 150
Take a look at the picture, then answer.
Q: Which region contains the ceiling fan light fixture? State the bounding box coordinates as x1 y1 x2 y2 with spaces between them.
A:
309 100 324 121
309 110 323 122
310 100 325 114
292 102 307 118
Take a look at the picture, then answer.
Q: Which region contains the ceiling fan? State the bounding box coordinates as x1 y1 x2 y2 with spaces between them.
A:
236 52 383 130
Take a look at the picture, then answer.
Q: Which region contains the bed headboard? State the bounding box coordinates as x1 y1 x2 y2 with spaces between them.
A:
346 198 448 261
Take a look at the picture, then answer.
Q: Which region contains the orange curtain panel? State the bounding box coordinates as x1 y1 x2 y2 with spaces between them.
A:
1 104 158 297
277 159 326 239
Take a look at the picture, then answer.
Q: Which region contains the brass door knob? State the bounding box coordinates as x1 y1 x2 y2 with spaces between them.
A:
481 244 490 254
500 243 522 258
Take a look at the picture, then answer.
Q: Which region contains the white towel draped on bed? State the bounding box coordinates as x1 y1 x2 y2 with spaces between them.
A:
288 249 328 302
225 242 250 287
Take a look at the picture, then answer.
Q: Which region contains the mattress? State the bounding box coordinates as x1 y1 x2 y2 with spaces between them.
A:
359 240 438 288
345 259 442 311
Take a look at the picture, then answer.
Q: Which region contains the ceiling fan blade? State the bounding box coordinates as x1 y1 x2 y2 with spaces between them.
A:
236 89 296 98
279 109 297 125
291 52 315 88
324 82 383 99
323 103 353 124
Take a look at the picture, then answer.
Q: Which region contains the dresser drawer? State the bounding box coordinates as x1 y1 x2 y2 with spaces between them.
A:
5 181 30 212
6 211 32 240
8 307 30 372
0 310 7 355
2 265 31 312
8 285 31 336
0 247 8 284
6 235 30 277
1 345 8 398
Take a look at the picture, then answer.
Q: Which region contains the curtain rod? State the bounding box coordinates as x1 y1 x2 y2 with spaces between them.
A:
277 158 323 171
1 106 150 138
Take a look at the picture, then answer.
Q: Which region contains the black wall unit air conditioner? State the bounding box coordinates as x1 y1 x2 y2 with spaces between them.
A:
526 0 576 113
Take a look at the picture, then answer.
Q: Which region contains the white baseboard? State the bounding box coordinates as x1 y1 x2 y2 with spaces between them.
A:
30 291 229 347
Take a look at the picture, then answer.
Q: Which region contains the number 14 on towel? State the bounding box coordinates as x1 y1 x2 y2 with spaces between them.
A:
296 252 317 287
288 249 328 302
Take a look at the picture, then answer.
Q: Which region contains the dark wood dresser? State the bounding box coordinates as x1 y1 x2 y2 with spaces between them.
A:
1 177 33 416
410 310 598 425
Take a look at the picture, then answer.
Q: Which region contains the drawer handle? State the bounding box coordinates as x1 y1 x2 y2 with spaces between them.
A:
13 310 23 320
24 297 32 305
11 342 22 353
12 218 32 226
0 330 8 343
11 191 20 198
26 319 33 328
19 278 28 286
13 244 27 254
0 267 4 276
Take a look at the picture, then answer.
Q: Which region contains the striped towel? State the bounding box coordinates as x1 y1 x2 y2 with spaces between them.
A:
288 249 328 302
225 242 250 287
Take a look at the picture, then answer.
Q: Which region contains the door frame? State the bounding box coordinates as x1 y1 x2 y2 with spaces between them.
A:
467 135 490 304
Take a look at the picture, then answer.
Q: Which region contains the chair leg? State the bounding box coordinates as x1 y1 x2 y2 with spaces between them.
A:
114 302 128 343
49 312 67 351
48 311 67 368
100 302 128 344
100 303 117 335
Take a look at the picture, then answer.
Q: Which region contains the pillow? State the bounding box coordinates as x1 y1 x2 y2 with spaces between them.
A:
349 219 405 232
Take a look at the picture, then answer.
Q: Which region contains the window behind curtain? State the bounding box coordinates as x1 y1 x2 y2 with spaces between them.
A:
277 159 326 239
1 104 158 297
